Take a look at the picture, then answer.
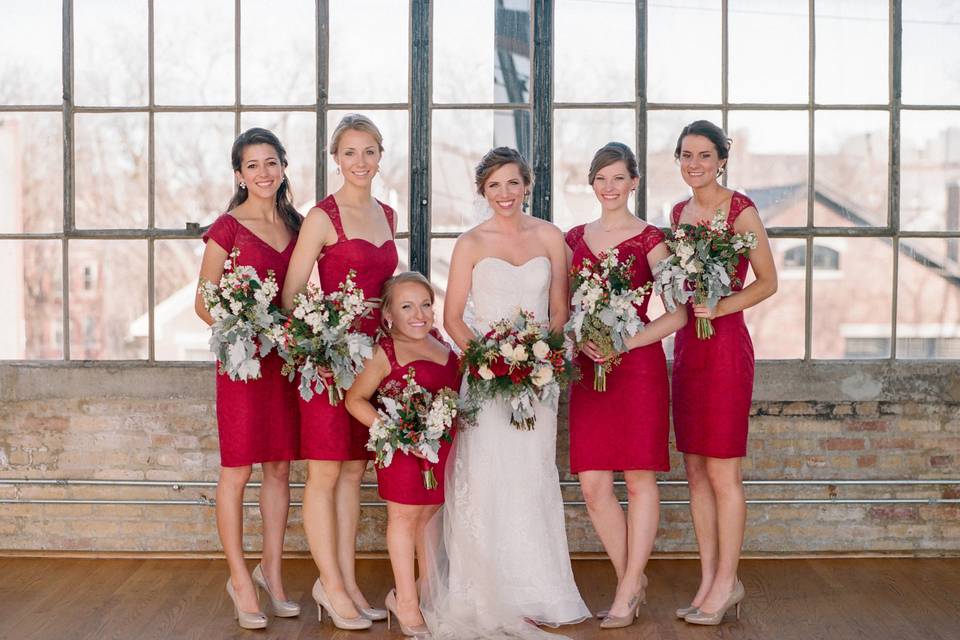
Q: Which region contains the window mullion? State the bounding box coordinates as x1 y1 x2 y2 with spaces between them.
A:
531 0 553 222
409 0 431 276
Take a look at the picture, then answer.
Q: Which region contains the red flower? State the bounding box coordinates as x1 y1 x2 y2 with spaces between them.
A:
489 357 510 377
509 365 532 384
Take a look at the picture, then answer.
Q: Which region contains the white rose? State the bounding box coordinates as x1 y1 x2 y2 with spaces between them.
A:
499 343 515 359
513 344 528 361
531 366 553 387
531 340 550 360
478 364 495 380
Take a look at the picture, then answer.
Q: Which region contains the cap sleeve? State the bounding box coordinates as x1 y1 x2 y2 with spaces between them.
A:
640 225 666 255
728 192 758 225
202 214 239 253
564 224 585 251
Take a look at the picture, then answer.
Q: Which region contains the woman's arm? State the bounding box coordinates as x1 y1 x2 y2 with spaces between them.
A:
696 207 778 320
194 240 230 326
544 224 570 333
344 346 391 427
624 242 688 350
443 234 478 352
280 207 333 309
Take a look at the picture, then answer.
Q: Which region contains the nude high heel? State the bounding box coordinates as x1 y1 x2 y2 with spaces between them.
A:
252 563 300 618
385 588 431 638
312 578 372 630
675 605 699 618
226 578 268 630
599 587 646 629
684 580 745 626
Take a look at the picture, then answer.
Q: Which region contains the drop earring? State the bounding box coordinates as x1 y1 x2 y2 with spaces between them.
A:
239 181 246 189
336 166 341 175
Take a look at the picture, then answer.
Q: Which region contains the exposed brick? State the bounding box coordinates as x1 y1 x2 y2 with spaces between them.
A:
857 455 877 468
929 455 954 468
782 402 816 416
832 404 855 416
869 437 915 450
854 402 880 417
846 420 889 432
869 506 919 522
821 438 866 451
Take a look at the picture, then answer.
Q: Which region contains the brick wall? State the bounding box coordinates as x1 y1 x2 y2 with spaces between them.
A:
1 362 958 554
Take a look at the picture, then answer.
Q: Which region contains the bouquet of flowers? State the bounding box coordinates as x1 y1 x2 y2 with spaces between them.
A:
280 271 374 404
461 309 575 430
653 209 758 339
199 248 285 381
565 249 652 391
367 368 462 489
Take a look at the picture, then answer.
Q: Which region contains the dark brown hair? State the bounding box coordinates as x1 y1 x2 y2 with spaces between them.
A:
674 120 732 175
588 142 640 184
474 147 533 195
227 128 302 234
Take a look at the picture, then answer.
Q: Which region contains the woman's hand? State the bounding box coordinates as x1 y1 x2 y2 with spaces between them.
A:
692 302 720 320
580 340 609 363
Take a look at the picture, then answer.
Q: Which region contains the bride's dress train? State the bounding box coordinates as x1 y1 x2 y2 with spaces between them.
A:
420 256 590 639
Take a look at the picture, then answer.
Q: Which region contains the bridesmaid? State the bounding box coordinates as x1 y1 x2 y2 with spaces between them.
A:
281 113 398 630
564 142 686 629
195 128 302 630
669 120 777 625
346 272 459 638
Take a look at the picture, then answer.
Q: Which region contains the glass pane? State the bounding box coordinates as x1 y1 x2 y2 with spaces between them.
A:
155 113 235 229
554 0 634 103
0 1 61 104
153 240 213 361
903 0 960 104
814 110 888 226
241 0 315 105
75 114 148 229
326 110 409 233
75 0 148 106
745 238 805 359
154 0 234 105
434 0 531 104
727 111 808 227
811 238 892 358
240 112 317 208
896 238 960 359
729 0 808 103
430 238 457 342
329 0 408 103
815 0 887 105
395 238 411 274
554 109 635 230
901 110 960 231
432 109 530 233
648 0 721 104
645 110 723 227
0 112 62 233
69 240 148 360
0 240 62 359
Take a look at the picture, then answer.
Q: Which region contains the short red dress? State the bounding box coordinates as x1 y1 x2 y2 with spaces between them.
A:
373 333 460 505
203 214 301 467
671 192 756 459
565 224 671 473
299 195 399 461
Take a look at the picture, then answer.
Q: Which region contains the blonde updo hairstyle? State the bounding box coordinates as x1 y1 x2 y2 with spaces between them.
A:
379 271 435 333
329 113 385 156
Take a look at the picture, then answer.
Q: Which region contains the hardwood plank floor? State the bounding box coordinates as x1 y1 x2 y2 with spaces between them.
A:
0 558 957 640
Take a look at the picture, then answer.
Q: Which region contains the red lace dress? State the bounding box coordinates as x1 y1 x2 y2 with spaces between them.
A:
374 333 460 505
299 195 399 460
565 224 671 473
670 192 756 458
203 214 300 467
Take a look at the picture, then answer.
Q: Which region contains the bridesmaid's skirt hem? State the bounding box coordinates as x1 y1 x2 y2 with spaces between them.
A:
379 492 445 506
675 446 747 459
571 462 670 474
219 454 301 468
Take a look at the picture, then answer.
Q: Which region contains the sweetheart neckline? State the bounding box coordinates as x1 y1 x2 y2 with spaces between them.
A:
474 255 550 269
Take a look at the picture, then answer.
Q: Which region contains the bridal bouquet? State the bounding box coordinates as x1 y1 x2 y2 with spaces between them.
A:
653 210 757 339
461 309 575 431
199 247 285 381
279 271 374 404
367 368 462 489
565 249 652 392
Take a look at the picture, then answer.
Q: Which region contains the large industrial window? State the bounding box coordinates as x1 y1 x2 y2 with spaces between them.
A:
1 1 957 362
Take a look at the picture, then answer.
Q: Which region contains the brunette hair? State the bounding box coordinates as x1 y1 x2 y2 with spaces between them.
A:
329 113 385 156
474 147 533 196
380 271 435 332
227 128 302 234
588 142 640 184
673 120 732 175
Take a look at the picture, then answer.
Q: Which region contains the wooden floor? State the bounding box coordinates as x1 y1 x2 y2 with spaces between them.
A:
1 557 958 639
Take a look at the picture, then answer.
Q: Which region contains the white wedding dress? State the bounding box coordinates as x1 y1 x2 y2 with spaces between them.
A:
420 256 590 640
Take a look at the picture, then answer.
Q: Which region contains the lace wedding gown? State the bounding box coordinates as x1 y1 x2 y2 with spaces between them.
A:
420 256 590 639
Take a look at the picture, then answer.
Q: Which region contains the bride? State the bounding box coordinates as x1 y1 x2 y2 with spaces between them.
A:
420 147 590 639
